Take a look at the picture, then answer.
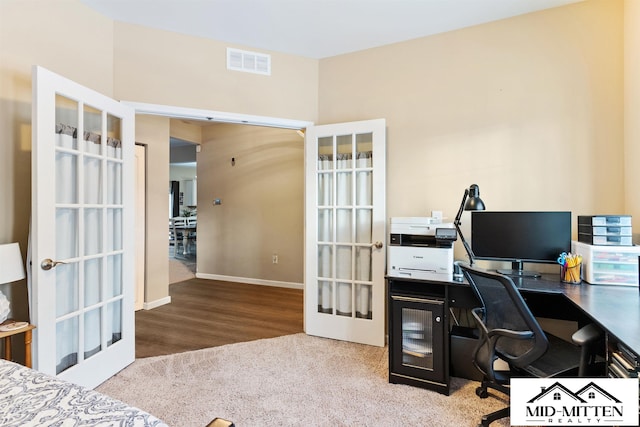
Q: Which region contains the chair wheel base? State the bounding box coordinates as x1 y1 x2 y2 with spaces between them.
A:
476 386 489 398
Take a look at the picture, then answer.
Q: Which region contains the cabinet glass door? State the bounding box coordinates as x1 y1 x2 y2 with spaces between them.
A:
390 295 445 384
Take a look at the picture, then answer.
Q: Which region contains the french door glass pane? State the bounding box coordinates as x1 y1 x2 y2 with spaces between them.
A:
84 308 101 359
84 208 102 256
56 262 78 317
84 258 101 307
106 114 122 160
355 209 372 243
355 247 372 281
56 317 78 374
318 245 332 277
56 152 78 204
56 208 78 259
107 161 122 205
55 95 78 149
83 104 102 155
336 172 352 205
84 156 102 204
318 280 333 314
336 135 352 169
356 170 372 206
106 254 123 298
356 283 372 319
317 209 333 241
107 208 123 251
336 282 352 316
336 209 352 242
318 172 332 205
355 133 373 160
107 208 122 252
107 300 122 346
336 246 352 280
318 137 333 168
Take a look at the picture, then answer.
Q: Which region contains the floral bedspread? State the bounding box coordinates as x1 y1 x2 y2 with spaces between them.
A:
0 359 167 427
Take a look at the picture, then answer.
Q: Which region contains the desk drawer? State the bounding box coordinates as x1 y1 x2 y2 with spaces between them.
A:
578 225 632 236
578 234 633 246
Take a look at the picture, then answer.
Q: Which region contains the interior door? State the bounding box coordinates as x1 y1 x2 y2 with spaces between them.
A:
31 66 135 388
304 119 386 347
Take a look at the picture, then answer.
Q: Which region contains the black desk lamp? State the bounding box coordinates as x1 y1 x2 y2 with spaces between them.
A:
454 184 486 265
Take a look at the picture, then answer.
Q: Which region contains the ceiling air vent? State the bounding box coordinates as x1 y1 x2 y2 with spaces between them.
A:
227 48 271 76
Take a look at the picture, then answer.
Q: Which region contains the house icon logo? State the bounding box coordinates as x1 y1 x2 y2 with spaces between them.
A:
510 378 639 426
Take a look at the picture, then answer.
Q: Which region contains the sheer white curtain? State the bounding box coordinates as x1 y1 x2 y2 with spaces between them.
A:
317 151 373 318
355 151 372 318
53 124 123 374
318 154 332 313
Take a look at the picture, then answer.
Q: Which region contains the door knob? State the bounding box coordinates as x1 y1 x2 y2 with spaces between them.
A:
40 258 66 271
372 241 383 249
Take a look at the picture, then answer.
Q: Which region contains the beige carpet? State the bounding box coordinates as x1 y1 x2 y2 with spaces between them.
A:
97 333 510 427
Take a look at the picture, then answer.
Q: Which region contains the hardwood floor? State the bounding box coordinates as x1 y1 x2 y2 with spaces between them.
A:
135 279 304 358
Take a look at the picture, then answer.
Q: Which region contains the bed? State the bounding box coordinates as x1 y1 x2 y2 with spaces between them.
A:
0 359 168 426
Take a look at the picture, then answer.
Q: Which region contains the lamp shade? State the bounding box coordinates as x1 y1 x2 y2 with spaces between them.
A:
464 184 486 211
0 242 26 284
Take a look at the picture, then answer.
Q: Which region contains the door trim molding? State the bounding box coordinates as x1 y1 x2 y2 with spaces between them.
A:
142 296 172 311
196 273 303 290
121 101 314 130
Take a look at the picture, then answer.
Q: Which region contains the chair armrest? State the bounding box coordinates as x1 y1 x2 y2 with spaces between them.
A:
572 323 602 346
488 328 535 341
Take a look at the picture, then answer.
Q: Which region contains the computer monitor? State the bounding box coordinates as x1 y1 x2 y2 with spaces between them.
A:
470 211 571 278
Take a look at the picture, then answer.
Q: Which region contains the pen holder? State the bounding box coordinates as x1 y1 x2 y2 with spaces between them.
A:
561 262 582 284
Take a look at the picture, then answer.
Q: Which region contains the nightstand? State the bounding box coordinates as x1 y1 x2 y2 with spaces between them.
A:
0 320 36 368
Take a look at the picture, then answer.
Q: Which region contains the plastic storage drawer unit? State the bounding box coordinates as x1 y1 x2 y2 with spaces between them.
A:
578 215 633 246
572 240 640 287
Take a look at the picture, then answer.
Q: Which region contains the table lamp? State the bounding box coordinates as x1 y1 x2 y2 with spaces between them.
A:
0 242 27 331
453 184 486 265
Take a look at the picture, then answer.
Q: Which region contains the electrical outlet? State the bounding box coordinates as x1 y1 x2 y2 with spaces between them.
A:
272 254 278 264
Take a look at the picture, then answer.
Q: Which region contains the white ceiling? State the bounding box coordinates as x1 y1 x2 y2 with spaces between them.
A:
80 0 581 59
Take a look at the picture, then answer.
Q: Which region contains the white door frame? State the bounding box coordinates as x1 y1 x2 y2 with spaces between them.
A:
121 101 313 130
124 100 313 306
134 144 146 311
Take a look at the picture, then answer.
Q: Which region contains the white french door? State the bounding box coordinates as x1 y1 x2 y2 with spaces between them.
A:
31 66 135 388
304 119 386 347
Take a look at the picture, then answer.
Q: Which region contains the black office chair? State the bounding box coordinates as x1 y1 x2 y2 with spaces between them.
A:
460 264 602 427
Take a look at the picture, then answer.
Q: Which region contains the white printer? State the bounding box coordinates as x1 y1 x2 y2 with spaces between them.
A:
387 217 456 281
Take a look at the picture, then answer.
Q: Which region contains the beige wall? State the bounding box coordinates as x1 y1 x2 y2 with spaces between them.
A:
0 0 115 325
134 115 171 303
625 0 640 233
197 124 304 285
113 22 319 120
318 0 629 264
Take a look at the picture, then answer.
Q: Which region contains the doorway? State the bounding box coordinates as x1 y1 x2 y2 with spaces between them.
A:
169 137 198 283
128 101 312 308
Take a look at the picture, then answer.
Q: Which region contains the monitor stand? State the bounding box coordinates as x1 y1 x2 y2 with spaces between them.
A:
497 261 541 279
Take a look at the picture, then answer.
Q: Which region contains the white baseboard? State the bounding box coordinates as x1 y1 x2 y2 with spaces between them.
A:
195 273 303 290
142 296 172 310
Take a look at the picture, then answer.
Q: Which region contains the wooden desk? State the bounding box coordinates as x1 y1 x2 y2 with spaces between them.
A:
387 274 640 395
508 275 640 356
0 321 36 368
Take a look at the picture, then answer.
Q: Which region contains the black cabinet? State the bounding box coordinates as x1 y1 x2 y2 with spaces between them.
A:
388 277 450 395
